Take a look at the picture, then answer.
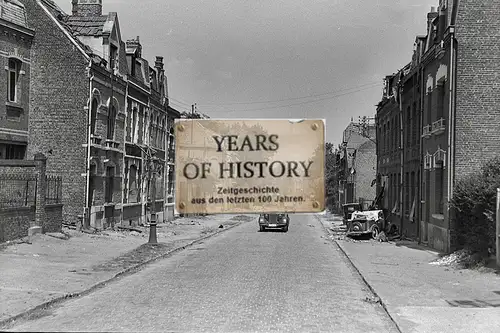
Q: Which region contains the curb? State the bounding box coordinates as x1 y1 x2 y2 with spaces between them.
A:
0 218 252 329
314 214 403 333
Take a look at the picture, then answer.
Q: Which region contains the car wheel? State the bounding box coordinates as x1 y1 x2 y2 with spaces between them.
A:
283 225 289 232
260 226 265 232
371 226 379 239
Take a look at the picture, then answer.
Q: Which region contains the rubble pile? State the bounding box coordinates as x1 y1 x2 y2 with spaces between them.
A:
429 249 474 267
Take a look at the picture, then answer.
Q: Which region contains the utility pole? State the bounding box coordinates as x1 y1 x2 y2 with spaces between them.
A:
496 188 500 268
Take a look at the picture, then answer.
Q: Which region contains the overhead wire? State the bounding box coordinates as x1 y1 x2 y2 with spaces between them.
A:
198 81 381 106
204 83 381 113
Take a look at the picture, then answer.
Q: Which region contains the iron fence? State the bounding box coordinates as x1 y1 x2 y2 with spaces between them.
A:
46 175 63 205
0 174 37 209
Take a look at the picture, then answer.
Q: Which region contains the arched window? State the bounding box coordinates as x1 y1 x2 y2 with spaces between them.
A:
8 58 21 103
107 101 117 140
90 98 98 135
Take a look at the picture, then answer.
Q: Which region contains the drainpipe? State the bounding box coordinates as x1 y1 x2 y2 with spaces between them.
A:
418 62 424 242
85 60 94 230
399 82 404 235
122 80 129 219
447 29 455 205
447 27 456 237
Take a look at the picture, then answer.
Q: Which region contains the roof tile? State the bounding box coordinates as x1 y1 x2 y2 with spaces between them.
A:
1 0 29 28
64 15 107 37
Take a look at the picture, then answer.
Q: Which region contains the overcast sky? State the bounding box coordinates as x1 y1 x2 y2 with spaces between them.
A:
55 0 437 147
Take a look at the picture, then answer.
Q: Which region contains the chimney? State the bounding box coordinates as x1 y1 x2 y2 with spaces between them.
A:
72 0 102 17
427 6 438 25
155 56 164 71
155 56 165 96
126 36 142 57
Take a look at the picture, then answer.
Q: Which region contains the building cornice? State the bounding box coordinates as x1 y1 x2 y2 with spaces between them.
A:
0 18 35 37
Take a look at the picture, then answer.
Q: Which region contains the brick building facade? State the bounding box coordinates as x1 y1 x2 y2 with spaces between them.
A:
0 0 34 160
376 0 500 252
337 118 377 211
20 0 180 228
121 35 174 227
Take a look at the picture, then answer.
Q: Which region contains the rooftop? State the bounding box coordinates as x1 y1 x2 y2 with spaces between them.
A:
64 15 108 36
0 0 29 28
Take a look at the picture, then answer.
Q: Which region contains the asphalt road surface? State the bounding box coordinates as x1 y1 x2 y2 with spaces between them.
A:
8 214 398 333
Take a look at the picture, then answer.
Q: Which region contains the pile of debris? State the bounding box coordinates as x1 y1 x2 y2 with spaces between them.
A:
429 249 488 269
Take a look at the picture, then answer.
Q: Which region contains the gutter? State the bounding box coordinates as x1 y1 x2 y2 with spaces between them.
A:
399 81 404 234
85 61 94 229
418 60 424 241
447 27 455 208
122 80 129 218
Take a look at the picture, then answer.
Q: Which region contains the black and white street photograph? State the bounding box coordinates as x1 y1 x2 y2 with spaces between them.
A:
1 0 500 332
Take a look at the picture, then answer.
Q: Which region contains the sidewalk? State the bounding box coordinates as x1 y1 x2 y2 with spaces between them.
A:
0 214 255 327
317 213 500 333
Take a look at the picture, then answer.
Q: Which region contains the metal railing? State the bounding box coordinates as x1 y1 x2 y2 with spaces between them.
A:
432 118 446 133
422 124 432 137
46 175 63 205
0 174 37 209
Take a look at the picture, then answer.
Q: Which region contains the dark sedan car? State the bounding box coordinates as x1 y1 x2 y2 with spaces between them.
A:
258 213 289 232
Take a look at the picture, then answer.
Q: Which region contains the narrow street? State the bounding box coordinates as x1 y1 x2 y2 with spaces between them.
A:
7 214 398 333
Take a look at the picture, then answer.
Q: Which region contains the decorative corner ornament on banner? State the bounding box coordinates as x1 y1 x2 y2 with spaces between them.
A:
174 118 325 214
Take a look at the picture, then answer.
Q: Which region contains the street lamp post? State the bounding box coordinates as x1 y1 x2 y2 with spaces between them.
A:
148 155 159 244
133 143 160 244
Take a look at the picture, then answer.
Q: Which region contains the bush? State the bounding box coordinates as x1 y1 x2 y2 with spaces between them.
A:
451 156 500 255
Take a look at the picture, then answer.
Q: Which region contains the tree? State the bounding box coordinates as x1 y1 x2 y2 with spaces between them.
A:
324 142 339 213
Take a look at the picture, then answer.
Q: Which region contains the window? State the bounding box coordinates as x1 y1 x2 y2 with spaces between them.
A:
149 114 155 145
8 59 20 103
131 56 136 76
405 172 410 214
131 107 138 143
426 88 432 124
425 170 431 222
88 164 97 207
167 168 174 195
107 104 117 140
128 165 139 203
394 117 398 151
109 44 118 71
436 82 445 120
412 103 418 145
0 143 26 160
90 99 98 135
406 106 411 147
105 166 115 203
138 107 144 144
435 161 444 214
410 171 415 214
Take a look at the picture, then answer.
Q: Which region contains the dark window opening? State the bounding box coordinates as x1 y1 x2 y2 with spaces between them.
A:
88 164 97 207
425 171 431 222
8 59 20 103
90 99 98 135
105 166 115 203
427 90 432 124
0 143 26 160
435 162 444 214
436 82 445 120
107 104 117 140
110 44 118 71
